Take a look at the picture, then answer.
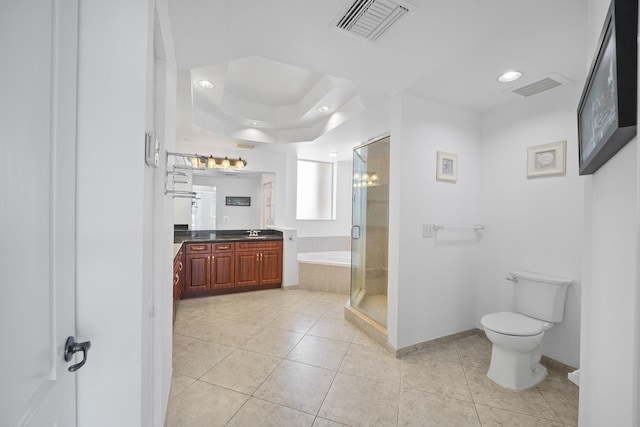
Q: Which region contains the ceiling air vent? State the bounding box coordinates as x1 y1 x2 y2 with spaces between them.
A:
335 0 409 41
512 77 563 97
236 143 256 150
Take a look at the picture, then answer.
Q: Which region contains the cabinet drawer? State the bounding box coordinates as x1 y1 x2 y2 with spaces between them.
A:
187 243 211 254
236 241 282 251
212 242 234 252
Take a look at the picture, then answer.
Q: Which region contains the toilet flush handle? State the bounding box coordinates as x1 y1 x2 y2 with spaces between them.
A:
506 276 518 283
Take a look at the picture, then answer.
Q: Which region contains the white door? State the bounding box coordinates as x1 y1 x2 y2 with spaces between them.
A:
0 1 80 425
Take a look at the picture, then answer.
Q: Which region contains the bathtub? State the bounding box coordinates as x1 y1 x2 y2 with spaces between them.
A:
297 251 351 294
297 250 351 266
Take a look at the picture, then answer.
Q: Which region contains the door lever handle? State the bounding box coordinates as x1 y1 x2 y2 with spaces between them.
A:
64 336 91 372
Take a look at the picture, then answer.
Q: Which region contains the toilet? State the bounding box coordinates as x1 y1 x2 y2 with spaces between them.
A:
480 270 572 390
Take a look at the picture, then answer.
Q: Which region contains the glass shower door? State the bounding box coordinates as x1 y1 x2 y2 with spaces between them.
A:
350 136 389 327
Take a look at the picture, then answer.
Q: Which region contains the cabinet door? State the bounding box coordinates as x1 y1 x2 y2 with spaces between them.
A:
211 252 234 289
260 249 283 285
185 253 210 292
234 251 260 287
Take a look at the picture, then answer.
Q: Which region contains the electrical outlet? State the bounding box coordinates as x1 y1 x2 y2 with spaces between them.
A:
223 216 229 224
423 224 435 238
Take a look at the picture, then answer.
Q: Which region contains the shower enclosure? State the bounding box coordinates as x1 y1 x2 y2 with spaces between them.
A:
350 136 390 327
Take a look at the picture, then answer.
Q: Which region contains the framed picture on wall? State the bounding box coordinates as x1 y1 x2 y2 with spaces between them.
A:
527 141 567 178
436 151 458 182
577 0 637 175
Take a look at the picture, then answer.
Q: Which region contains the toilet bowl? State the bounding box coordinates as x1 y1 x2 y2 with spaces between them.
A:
481 312 552 390
481 271 572 390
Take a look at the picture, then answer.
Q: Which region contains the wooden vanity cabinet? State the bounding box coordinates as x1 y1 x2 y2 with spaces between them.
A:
173 245 185 320
235 241 283 288
210 243 234 290
180 239 282 298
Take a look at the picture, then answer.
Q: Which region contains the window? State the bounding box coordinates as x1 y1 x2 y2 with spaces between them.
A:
296 159 334 220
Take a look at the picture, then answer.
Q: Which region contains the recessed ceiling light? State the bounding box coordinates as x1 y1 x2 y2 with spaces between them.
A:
497 71 522 83
329 151 338 157
249 121 259 127
198 80 215 89
318 106 329 113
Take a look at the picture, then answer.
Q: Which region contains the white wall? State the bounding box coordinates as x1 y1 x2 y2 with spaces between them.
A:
478 86 585 367
76 0 149 424
579 0 640 424
389 94 481 349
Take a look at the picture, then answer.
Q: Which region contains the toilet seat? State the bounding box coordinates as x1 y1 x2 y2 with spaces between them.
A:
481 312 550 337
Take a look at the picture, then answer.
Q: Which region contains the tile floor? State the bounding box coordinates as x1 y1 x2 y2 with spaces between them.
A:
167 288 579 426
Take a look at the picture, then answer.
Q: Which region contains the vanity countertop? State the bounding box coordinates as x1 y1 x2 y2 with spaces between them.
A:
173 229 283 246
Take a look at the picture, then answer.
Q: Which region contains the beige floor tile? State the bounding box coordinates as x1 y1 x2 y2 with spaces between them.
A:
198 317 263 347
536 377 579 425
351 331 380 347
403 342 460 363
173 313 219 339
234 305 280 326
312 417 350 426
169 373 196 397
464 366 559 421
307 317 356 343
401 356 473 402
258 292 305 310
200 300 254 321
267 311 321 334
173 333 195 351
288 299 332 316
165 380 249 427
200 349 281 394
475 404 565 427
173 339 235 379
318 373 399 427
339 343 401 386
306 292 349 305
240 326 304 358
254 360 335 414
398 388 480 426
286 335 350 371
226 397 315 427
454 335 492 370
322 303 348 320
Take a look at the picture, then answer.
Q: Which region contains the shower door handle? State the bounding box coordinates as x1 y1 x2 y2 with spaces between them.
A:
351 225 360 239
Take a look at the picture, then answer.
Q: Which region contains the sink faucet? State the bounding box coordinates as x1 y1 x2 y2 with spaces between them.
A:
247 229 260 237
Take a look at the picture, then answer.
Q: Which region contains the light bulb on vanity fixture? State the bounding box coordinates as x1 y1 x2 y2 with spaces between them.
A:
221 156 231 168
235 157 246 168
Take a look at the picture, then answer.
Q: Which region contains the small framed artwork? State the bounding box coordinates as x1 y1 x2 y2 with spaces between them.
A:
225 196 251 206
527 141 566 178
436 151 458 182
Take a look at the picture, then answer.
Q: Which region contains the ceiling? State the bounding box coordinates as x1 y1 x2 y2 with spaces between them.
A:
167 0 587 161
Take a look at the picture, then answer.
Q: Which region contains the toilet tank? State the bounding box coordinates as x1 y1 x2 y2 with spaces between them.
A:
510 270 572 322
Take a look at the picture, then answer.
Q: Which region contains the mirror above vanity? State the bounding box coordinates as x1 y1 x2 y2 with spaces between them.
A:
168 152 276 231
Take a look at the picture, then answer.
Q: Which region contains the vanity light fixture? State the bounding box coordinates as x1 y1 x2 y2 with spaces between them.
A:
318 105 329 113
497 71 523 83
198 80 215 89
